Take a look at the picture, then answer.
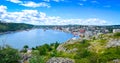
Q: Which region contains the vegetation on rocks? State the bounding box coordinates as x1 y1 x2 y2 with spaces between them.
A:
46 32 120 63
29 42 60 63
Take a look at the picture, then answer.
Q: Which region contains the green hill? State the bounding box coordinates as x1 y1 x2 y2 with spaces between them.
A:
54 32 120 63
0 21 34 33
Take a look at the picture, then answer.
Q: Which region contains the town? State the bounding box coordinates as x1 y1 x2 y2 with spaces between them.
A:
38 25 120 39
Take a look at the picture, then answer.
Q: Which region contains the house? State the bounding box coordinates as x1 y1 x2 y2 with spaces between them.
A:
113 29 120 33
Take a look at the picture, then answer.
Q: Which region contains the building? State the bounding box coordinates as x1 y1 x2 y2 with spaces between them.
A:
113 29 120 33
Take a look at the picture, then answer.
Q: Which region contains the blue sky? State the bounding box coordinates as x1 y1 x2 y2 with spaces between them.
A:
0 0 120 25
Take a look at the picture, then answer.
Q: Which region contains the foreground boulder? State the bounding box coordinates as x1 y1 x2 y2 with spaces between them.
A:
46 57 74 63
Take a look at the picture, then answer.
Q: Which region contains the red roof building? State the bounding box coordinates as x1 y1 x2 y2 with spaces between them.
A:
79 29 85 33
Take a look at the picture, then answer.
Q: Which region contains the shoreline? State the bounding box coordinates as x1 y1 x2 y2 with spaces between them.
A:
0 28 34 35
0 28 77 50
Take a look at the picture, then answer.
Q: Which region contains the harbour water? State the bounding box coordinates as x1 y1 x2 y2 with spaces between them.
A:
0 29 75 49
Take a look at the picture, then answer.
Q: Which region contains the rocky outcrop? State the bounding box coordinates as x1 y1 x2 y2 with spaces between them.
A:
57 39 80 53
46 57 74 63
111 59 120 63
106 39 120 48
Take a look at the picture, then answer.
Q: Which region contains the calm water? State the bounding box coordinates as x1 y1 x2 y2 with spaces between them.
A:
0 29 74 49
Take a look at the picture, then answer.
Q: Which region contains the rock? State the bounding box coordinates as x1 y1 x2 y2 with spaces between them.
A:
112 59 120 63
56 39 78 53
46 57 74 63
57 44 66 52
106 39 120 48
66 48 78 53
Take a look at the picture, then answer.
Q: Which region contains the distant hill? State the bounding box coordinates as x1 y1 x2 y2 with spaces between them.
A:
0 21 34 33
0 20 120 33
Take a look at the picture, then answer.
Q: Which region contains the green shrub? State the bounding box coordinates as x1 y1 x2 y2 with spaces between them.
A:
0 46 21 63
114 32 120 37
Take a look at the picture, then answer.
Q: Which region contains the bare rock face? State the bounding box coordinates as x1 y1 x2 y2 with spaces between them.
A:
106 39 120 48
46 57 74 63
110 59 120 63
57 44 66 52
57 39 80 53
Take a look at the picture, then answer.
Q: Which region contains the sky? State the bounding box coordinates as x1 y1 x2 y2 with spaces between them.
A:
0 0 120 25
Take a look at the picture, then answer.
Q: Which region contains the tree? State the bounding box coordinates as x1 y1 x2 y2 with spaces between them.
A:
0 45 21 63
54 42 60 49
21 45 29 53
24 45 29 49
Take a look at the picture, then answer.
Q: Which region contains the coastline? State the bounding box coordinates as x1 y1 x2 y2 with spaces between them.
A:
0 28 34 35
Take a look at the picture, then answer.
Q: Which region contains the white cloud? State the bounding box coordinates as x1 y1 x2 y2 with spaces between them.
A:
84 18 107 25
0 5 110 25
7 0 22 3
0 5 7 13
20 1 50 8
6 0 50 8
6 0 65 8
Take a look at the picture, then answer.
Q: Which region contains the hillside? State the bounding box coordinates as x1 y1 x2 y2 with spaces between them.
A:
0 21 34 33
54 32 120 63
